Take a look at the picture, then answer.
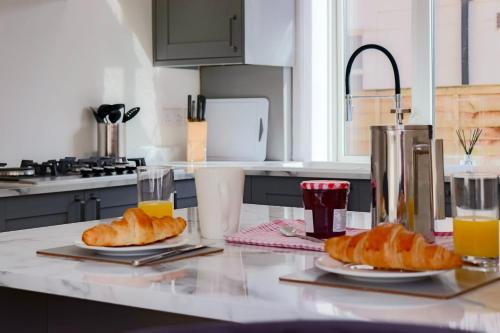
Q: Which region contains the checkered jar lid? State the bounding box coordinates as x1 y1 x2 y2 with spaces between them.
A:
300 180 350 190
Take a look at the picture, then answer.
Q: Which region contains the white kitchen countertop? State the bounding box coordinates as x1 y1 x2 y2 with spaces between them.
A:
165 161 371 179
0 204 498 332
0 171 194 198
0 161 370 198
2 160 500 198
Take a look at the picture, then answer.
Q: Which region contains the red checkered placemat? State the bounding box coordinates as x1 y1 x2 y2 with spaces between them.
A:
225 219 454 252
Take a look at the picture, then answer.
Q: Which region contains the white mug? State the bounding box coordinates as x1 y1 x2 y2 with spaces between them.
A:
194 167 245 239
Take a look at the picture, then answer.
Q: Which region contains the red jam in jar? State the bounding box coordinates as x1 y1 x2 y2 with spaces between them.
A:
300 180 350 239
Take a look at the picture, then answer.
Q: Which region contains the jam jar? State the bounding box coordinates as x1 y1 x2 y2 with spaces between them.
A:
301 180 350 239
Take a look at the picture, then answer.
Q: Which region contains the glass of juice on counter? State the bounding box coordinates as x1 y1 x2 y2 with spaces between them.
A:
451 173 499 268
137 166 175 218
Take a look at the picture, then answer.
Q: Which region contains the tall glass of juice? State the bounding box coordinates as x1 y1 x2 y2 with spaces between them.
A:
451 173 499 268
137 166 175 218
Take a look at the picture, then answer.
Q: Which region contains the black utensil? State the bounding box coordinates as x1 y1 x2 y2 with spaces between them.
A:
97 104 111 123
89 107 104 123
108 108 122 123
123 107 140 123
196 95 202 121
191 101 196 121
187 95 192 121
112 104 125 122
201 95 206 121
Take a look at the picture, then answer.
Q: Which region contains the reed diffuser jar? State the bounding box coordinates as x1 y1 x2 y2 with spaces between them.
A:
456 128 482 172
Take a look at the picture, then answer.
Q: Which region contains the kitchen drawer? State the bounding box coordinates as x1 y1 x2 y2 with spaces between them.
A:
3 192 84 220
5 213 69 232
251 176 371 211
348 180 371 212
85 186 137 208
251 176 303 208
84 186 137 221
175 179 196 199
99 205 137 220
176 197 198 209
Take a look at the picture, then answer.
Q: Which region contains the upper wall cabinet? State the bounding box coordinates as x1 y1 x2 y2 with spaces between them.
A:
153 0 294 67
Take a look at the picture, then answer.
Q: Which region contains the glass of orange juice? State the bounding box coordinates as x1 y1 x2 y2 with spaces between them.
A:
137 166 175 218
451 173 499 268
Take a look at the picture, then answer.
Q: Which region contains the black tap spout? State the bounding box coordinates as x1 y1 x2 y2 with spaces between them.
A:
345 44 401 96
345 44 409 124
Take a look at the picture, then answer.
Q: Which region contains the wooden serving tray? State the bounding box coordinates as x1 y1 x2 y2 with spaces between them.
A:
37 245 223 266
280 267 500 299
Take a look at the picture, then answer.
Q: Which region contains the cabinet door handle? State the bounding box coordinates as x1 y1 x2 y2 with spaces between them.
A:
229 15 237 51
74 196 85 222
258 117 264 142
89 195 101 220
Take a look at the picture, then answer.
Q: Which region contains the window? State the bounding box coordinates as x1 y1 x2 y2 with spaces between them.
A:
435 0 500 163
343 0 413 157
306 0 500 164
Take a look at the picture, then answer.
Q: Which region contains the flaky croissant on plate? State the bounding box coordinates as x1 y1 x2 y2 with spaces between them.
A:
82 208 186 247
325 223 462 271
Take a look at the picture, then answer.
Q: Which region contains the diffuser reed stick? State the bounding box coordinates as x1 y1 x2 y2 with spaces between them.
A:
456 128 482 155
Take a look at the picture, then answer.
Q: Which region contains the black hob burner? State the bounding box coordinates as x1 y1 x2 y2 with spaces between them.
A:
14 156 144 178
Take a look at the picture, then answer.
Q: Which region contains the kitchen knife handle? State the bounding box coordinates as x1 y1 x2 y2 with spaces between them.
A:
258 118 264 142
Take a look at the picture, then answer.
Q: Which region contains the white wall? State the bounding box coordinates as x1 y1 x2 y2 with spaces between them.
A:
0 0 199 166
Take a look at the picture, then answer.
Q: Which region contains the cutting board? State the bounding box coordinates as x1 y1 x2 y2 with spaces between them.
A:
280 267 500 299
37 246 223 266
205 98 269 161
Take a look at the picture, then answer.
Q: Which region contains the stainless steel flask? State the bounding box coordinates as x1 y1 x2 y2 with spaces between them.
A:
370 125 445 242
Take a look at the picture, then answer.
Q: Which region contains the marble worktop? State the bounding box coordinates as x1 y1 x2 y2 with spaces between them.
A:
4 159 500 198
0 161 370 198
0 171 194 198
165 161 371 179
0 204 498 332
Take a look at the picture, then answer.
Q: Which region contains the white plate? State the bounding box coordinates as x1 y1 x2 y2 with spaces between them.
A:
74 234 188 257
315 255 448 283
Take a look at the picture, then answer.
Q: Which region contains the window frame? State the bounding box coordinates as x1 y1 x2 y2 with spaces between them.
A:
330 0 435 163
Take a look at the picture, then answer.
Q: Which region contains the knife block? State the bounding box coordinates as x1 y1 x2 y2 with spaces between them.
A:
186 121 207 162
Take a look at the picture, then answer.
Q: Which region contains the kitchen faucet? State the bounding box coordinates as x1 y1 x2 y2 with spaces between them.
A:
345 44 411 125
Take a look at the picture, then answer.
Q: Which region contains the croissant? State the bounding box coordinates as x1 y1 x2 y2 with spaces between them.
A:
325 223 462 271
82 208 186 247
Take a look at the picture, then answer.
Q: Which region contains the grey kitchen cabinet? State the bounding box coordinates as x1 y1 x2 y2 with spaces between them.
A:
173 176 371 212
0 191 85 232
250 176 371 212
84 186 138 221
0 180 204 232
175 179 198 209
153 0 294 67
0 186 139 232
154 0 243 65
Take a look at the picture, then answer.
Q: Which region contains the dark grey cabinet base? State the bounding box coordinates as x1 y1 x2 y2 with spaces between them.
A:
0 287 218 333
0 177 371 232
0 176 456 232
249 176 371 212
0 186 139 232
